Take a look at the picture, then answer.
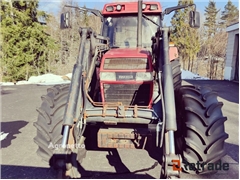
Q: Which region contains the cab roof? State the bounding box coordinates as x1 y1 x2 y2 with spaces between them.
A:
102 1 162 15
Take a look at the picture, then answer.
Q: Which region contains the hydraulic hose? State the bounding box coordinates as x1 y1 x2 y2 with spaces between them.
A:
158 72 165 148
77 76 87 138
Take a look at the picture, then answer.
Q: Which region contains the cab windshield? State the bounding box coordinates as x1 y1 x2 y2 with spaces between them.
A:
102 15 160 49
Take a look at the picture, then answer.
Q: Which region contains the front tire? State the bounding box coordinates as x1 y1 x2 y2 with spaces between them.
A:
175 85 228 174
34 84 86 178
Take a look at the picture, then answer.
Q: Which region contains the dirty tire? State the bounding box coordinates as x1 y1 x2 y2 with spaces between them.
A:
175 85 228 174
171 59 182 90
34 84 86 178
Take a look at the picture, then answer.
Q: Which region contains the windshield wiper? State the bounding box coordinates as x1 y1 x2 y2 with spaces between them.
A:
142 14 160 27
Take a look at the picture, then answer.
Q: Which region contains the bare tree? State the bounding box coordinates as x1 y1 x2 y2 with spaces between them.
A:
205 31 228 79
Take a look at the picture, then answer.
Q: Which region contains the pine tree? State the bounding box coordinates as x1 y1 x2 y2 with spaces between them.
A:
0 0 57 81
203 0 228 79
221 0 239 27
204 0 220 38
171 0 200 71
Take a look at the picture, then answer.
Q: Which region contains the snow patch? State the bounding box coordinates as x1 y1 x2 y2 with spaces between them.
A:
36 81 71 86
17 80 32 85
0 132 9 141
181 70 209 80
0 70 209 86
28 73 67 83
1 73 71 86
65 73 72 80
0 82 15 86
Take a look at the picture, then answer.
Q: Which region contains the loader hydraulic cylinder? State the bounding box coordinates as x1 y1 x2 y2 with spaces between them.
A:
161 27 177 154
61 28 91 147
162 27 177 131
137 0 142 47
63 28 89 126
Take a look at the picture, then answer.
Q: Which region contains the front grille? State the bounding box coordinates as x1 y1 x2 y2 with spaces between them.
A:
103 83 151 106
103 58 149 70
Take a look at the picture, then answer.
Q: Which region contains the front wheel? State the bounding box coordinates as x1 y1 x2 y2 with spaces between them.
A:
175 85 228 174
33 84 86 178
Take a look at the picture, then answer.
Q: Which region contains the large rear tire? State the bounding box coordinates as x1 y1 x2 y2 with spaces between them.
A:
175 85 228 174
34 84 86 178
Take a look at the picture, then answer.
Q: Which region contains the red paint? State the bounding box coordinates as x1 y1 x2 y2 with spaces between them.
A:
102 2 162 15
104 48 149 58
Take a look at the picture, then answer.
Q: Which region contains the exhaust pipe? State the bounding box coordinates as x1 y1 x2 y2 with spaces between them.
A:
137 0 142 47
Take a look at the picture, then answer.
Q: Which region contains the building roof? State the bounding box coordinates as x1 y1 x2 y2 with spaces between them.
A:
226 22 239 32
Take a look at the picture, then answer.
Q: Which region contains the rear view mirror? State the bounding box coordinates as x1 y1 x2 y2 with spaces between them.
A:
60 12 71 29
189 11 200 28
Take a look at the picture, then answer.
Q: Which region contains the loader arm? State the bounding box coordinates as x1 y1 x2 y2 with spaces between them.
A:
62 28 109 142
64 5 103 21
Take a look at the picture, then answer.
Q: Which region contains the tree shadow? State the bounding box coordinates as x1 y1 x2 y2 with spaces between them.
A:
225 142 239 163
1 120 28 148
1 163 156 179
106 149 131 174
1 164 56 179
1 87 15 95
1 91 12 95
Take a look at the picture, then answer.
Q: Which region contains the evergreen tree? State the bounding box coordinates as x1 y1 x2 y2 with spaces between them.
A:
203 0 228 79
204 0 220 38
171 0 200 71
0 0 57 81
221 0 239 26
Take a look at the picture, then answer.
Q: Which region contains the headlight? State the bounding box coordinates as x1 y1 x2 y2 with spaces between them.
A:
106 6 114 12
150 4 158 10
136 72 153 81
142 3 147 10
100 72 116 81
116 4 122 11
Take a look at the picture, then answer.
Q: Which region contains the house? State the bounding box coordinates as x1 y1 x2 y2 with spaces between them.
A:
224 22 239 81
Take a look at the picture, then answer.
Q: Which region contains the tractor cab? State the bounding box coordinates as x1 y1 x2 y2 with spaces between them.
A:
101 2 162 49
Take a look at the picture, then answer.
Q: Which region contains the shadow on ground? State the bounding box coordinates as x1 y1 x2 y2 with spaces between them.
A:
1 148 158 178
2 142 239 179
225 142 239 163
1 120 28 148
1 164 156 179
1 87 16 95
49 148 159 179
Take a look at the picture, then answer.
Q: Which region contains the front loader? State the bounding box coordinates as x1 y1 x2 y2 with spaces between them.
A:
34 0 228 178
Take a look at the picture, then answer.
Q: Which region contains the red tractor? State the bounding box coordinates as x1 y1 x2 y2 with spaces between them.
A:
34 0 228 178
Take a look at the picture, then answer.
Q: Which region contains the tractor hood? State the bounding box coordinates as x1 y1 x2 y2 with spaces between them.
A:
103 48 150 59
99 47 154 107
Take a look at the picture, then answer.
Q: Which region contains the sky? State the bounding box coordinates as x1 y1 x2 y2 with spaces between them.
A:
38 0 239 24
